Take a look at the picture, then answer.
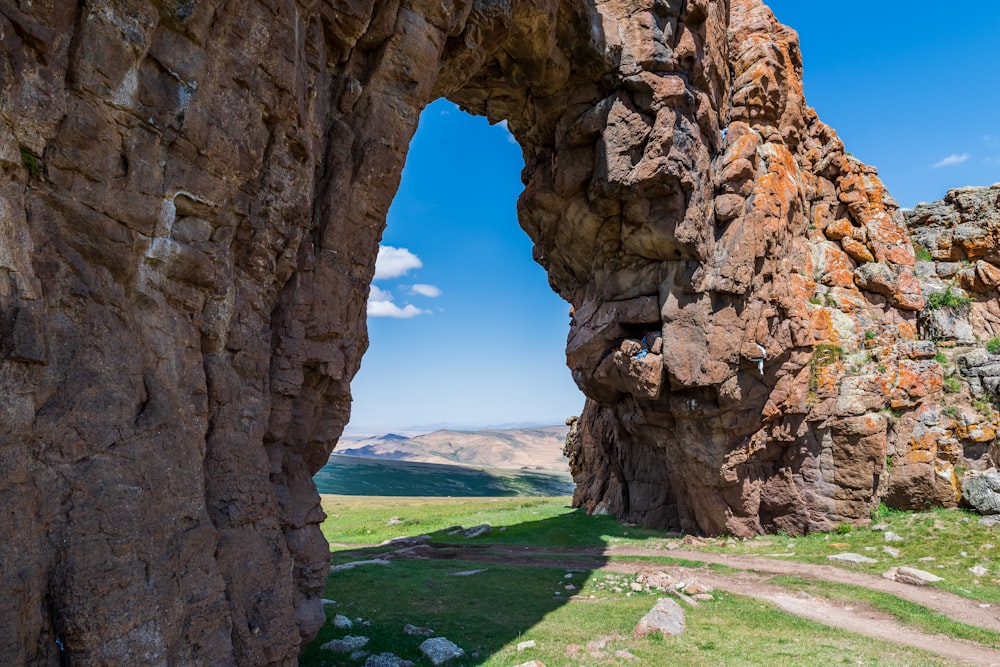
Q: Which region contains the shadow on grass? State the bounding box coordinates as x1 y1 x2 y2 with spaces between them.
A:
314 455 574 497
300 509 657 666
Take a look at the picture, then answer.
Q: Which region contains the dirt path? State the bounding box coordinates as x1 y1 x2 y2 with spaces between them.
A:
344 541 1000 666
605 545 1000 633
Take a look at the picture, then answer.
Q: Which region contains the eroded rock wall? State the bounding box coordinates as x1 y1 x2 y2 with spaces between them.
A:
1 0 993 662
1 0 468 663
561 0 947 536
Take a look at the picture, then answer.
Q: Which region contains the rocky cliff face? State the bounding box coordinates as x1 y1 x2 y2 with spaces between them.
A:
563 0 936 536
0 0 995 662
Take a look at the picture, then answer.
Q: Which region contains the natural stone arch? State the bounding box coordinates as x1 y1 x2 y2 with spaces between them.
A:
0 0 944 663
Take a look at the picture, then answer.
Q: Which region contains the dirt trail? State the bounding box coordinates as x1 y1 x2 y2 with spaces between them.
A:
606 545 1000 633
348 541 1000 666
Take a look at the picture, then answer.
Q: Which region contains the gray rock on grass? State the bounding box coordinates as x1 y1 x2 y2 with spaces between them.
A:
419 637 465 665
883 566 944 585
365 653 415 667
963 471 1000 515
320 636 369 653
633 598 686 637
827 553 878 564
403 623 434 637
463 524 492 538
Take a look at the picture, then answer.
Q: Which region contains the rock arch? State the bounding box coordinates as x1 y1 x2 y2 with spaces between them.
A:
0 0 943 662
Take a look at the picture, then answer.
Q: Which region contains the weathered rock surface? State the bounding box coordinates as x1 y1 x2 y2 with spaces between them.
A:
1 0 996 662
564 0 944 537
419 637 465 665
633 598 686 637
907 185 1000 343
962 471 1000 515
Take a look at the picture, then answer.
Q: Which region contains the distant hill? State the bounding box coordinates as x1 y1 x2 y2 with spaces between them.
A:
336 425 570 473
313 455 573 497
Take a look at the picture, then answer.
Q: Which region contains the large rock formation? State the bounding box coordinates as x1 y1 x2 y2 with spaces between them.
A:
0 0 994 662
562 0 937 536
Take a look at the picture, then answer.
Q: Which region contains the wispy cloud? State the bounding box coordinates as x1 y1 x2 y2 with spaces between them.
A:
984 134 1000 147
409 284 442 298
933 153 970 168
498 119 519 146
375 246 422 279
367 286 428 319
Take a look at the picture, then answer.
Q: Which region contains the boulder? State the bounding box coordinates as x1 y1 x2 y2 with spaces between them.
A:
366 654 416 667
634 598 686 637
321 636 370 653
419 638 465 665
962 471 1000 515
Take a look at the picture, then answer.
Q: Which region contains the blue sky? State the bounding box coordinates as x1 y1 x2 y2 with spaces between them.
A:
346 2 1000 433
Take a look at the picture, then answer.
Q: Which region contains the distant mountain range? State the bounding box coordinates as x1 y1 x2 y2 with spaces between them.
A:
335 425 571 473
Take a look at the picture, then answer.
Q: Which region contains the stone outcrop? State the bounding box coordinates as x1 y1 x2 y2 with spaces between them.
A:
880 185 1000 508
563 0 941 536
907 184 1000 341
1 0 996 662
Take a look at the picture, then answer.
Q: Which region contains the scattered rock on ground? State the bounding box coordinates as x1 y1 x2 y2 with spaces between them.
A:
365 653 415 667
516 640 536 652
828 553 878 564
585 634 622 652
321 599 336 605
462 524 492 538
636 570 675 591
683 580 713 595
512 661 546 667
883 546 901 558
884 532 905 542
883 567 945 586
331 559 392 572
386 516 402 526
980 516 1000 527
449 569 488 577
419 637 465 665
380 535 432 547
403 624 434 637
970 565 989 576
633 598 686 637
333 614 353 629
320 636 369 653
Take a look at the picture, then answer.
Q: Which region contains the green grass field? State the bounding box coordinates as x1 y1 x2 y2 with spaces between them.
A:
303 496 1000 666
314 455 574 497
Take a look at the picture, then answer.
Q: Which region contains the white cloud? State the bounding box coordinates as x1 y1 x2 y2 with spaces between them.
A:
409 284 442 298
498 119 519 146
367 286 428 319
375 246 422 279
933 153 970 168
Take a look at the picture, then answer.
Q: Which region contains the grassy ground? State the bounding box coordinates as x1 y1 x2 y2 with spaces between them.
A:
305 496 1000 666
691 505 1000 605
319 495 656 547
304 559 953 667
322 497 999 602
314 456 573 497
